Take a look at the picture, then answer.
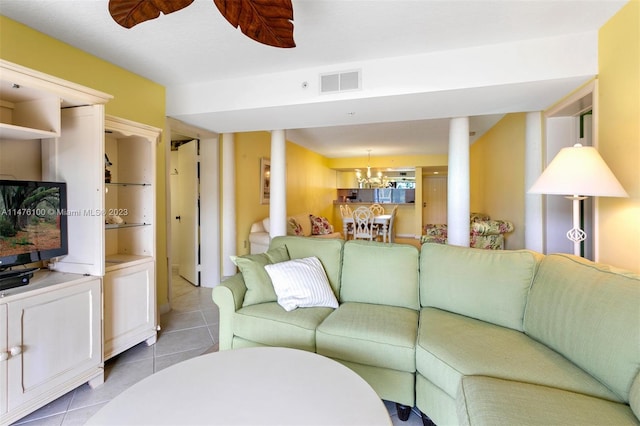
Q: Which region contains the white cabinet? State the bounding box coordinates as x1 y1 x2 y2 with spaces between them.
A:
0 274 103 426
103 116 160 360
0 60 110 425
0 304 7 419
0 58 161 424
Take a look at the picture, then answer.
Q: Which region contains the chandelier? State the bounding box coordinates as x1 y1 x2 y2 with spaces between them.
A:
355 150 388 188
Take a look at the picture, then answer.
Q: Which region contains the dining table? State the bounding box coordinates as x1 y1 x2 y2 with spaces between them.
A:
342 214 393 242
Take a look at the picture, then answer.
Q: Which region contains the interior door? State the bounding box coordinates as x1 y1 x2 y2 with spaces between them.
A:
177 140 200 286
422 176 448 225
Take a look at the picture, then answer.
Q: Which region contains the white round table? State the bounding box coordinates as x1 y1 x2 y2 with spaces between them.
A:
87 347 392 425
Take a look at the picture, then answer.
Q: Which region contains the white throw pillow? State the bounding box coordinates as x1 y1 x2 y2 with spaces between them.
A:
264 256 339 312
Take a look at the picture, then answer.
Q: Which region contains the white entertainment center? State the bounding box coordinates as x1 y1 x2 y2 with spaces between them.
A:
0 60 160 425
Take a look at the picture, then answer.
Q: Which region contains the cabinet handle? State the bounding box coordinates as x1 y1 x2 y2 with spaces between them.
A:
0 352 8 361
9 346 22 356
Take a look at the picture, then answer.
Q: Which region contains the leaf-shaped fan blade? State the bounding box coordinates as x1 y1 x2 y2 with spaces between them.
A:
109 0 195 29
214 0 295 48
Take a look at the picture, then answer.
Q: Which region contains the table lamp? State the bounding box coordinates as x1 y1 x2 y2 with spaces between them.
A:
528 143 628 256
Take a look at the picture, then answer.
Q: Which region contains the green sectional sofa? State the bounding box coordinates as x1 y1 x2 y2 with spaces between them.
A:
212 236 640 425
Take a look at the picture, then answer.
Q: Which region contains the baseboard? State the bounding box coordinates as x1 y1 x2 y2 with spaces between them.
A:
158 302 171 315
396 233 419 239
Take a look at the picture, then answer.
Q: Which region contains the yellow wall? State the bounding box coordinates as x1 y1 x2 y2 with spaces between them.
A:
0 17 170 305
597 0 640 272
285 142 336 220
470 113 526 249
234 132 270 255
234 131 336 256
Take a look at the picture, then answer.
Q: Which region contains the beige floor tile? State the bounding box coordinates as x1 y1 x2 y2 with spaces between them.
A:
12 390 73 425
59 404 107 426
14 413 64 426
202 307 220 326
68 358 154 410
160 310 207 332
154 347 207 372
154 326 214 357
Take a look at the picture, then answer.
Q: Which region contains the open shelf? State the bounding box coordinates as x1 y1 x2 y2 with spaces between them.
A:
105 222 151 230
105 253 153 272
106 182 152 187
0 122 59 140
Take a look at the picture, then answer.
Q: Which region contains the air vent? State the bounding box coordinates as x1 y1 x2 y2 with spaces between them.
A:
320 70 361 93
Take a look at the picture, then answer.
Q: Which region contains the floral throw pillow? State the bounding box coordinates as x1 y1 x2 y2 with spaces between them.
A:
287 217 304 236
309 215 333 235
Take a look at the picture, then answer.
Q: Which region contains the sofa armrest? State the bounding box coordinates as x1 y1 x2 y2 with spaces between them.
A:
471 220 514 236
212 273 247 350
424 224 448 237
250 220 266 233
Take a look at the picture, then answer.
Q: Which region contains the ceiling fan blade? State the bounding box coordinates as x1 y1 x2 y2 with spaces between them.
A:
109 0 195 29
214 0 295 48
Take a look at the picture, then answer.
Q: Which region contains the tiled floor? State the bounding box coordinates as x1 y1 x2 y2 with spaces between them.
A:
12 270 424 426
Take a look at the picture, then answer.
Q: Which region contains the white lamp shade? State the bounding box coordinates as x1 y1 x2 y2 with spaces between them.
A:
529 144 628 197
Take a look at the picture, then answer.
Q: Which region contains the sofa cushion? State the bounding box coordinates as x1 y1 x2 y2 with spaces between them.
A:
233 302 334 352
231 246 290 307
265 257 338 311
270 236 344 296
524 254 640 403
287 217 304 236
316 302 418 372
341 240 420 310
416 308 620 402
309 214 333 235
456 376 639 426
420 244 542 331
288 213 312 236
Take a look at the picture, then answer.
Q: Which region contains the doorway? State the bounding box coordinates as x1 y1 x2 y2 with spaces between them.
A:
166 117 220 308
172 138 200 286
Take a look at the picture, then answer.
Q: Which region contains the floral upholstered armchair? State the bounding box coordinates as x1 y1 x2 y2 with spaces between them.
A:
420 213 514 250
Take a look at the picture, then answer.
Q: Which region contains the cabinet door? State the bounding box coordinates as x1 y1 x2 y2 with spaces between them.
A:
0 304 6 418
6 278 102 412
104 261 156 360
43 105 105 276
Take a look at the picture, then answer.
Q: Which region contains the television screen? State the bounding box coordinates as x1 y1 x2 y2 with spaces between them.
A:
0 180 68 270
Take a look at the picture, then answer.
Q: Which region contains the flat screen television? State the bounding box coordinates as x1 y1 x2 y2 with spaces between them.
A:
0 180 68 271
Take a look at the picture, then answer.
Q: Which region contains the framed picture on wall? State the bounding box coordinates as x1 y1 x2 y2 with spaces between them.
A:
260 157 270 204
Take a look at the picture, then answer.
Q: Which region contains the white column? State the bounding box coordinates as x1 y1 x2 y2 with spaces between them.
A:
270 130 287 237
524 112 544 253
221 133 236 277
447 117 470 247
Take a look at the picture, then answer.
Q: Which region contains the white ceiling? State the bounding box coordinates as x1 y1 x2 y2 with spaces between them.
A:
0 0 627 158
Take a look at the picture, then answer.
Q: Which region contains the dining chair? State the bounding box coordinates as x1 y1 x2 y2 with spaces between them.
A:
340 205 354 239
352 206 375 240
369 203 385 240
369 203 385 216
379 205 398 243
